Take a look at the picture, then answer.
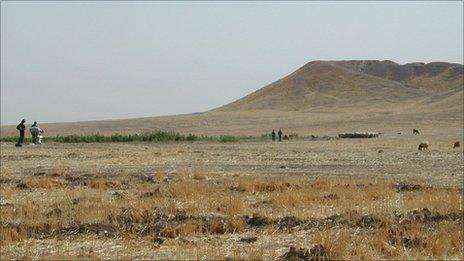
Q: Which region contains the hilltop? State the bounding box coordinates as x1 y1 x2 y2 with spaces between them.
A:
217 60 462 111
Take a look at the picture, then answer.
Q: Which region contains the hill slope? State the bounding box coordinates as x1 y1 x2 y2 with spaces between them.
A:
218 60 462 111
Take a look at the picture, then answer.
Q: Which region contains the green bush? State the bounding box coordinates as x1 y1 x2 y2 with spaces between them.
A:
261 133 272 139
0 136 31 143
218 135 238 142
289 133 299 139
0 131 271 144
186 134 197 141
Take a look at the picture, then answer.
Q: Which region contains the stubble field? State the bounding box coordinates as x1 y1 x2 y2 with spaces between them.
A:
0 131 463 260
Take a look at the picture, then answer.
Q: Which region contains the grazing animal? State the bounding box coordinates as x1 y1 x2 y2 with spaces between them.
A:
454 141 460 148
413 129 420 135
397 132 402 135
418 141 429 151
37 135 43 144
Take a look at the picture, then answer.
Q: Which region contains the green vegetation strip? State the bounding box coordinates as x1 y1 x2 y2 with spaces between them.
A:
0 131 274 143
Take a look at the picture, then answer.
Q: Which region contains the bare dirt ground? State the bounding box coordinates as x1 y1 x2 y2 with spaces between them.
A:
1 130 463 259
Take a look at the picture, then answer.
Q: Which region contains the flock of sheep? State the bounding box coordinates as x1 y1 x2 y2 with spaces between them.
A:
338 129 460 151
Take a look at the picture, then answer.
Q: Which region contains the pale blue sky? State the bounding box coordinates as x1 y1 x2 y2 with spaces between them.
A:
1 1 463 125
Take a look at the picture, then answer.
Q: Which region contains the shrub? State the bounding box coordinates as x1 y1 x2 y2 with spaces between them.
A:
289 133 299 139
186 134 197 141
261 133 272 139
0 132 264 144
218 135 238 143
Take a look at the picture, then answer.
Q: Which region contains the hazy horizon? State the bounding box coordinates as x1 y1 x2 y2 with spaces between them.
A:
2 1 463 125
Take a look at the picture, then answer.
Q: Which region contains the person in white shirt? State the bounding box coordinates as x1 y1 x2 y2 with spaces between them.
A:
30 121 44 144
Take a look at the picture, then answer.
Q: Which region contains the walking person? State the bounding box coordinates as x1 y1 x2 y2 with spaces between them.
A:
16 119 26 146
30 121 44 144
271 129 276 141
278 129 283 142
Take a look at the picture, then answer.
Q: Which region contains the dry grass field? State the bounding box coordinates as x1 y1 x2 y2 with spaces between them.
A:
1 130 462 260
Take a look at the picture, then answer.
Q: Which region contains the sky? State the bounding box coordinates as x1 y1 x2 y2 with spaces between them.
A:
1 1 463 125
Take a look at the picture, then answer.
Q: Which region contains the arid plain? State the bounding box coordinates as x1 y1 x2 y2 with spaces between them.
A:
1 60 463 259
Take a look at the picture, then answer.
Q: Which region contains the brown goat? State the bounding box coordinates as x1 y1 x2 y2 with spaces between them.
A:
418 141 429 151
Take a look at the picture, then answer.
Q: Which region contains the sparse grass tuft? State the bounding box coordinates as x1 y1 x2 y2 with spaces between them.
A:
192 163 207 180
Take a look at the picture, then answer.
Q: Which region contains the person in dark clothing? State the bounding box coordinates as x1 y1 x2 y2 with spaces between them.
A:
16 119 26 146
278 129 283 142
271 129 276 141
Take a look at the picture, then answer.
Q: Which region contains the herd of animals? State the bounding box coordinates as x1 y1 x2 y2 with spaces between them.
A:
336 129 460 151
418 140 460 151
402 129 459 151
335 128 460 151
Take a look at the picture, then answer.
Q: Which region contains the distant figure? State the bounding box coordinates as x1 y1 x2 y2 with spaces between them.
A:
413 129 420 135
453 141 460 148
418 141 429 151
397 132 402 135
271 130 276 141
283 134 289 140
30 121 44 144
16 119 26 146
278 129 283 142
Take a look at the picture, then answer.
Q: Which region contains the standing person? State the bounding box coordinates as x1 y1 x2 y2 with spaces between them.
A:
30 121 44 144
16 119 26 146
278 129 283 142
271 129 276 141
